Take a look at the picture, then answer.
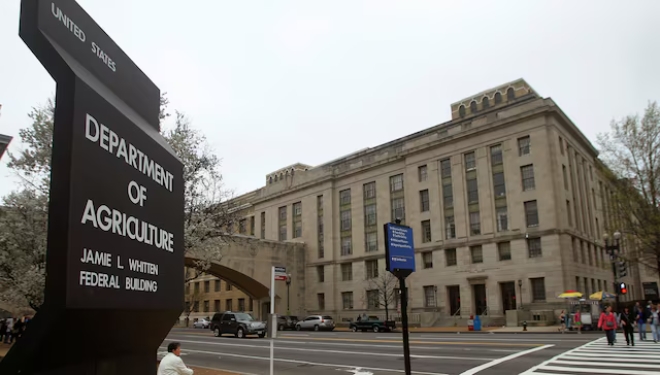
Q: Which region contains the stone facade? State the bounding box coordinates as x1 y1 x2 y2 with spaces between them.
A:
228 79 650 325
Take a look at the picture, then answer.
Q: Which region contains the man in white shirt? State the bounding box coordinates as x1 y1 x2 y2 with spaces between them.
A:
158 342 194 375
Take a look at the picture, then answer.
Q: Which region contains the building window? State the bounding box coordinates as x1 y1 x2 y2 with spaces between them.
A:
445 248 457 266
364 204 377 226
250 216 255 236
238 298 245 312
506 87 515 101
204 280 210 293
421 220 432 243
559 136 564 155
363 182 376 200
365 232 378 252
279 226 287 241
204 300 209 313
226 283 232 291
524 200 539 227
340 189 351 205
566 200 573 226
279 206 287 220
528 237 542 258
293 221 302 238
498 242 511 261
482 97 490 110
562 165 568 190
390 174 404 192
467 178 479 204
496 206 508 231
420 190 430 212
194 282 199 293
318 223 325 258
214 280 221 292
490 144 502 166
260 212 266 239
464 152 476 170
293 202 302 238
341 263 352 281
317 266 324 282
391 197 405 222
293 202 302 216
341 209 352 231
442 183 453 207
458 105 466 117
214 299 221 312
226 299 233 311
317 195 324 211
530 278 546 302
342 292 354 309
424 286 436 307
278 206 287 241
367 290 379 309
341 236 352 256
470 100 478 113
423 251 433 269
418 165 428 182
518 136 531 156
440 158 452 178
521 165 535 191
494 92 502 104
469 212 481 235
365 260 378 279
493 172 506 197
470 245 483 263
239 219 247 234
317 293 325 310
445 215 456 239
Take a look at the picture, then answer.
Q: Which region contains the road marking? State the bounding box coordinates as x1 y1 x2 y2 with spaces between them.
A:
158 346 449 375
339 368 374 375
396 336 589 343
278 335 543 347
168 338 490 361
458 344 553 375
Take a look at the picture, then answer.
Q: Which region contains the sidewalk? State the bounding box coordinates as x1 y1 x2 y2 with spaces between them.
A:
334 324 593 333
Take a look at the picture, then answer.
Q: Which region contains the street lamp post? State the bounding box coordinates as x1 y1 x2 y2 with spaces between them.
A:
286 273 292 315
603 231 622 312
518 280 523 309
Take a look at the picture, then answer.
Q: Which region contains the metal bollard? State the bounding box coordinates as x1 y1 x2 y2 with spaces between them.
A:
522 320 528 332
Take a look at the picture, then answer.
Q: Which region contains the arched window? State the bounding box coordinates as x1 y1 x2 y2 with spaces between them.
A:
274 175 278 182
459 105 466 117
269 176 273 184
280 173 284 180
507 87 515 101
470 101 478 113
494 92 502 104
291 168 295 176
482 96 490 110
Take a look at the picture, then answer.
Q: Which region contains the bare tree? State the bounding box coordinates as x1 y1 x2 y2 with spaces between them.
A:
363 271 398 321
183 287 202 327
597 101 660 275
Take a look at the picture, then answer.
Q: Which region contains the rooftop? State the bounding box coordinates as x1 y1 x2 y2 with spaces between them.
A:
0 134 12 161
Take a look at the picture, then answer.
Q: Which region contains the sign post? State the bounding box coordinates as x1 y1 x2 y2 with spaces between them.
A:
384 220 416 375
1 1 185 374
269 266 286 375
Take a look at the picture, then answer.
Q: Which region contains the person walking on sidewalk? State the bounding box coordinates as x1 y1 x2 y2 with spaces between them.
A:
620 307 635 346
598 306 618 346
158 342 193 375
637 303 649 341
650 306 660 343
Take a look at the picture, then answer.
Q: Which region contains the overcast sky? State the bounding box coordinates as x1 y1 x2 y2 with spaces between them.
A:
1 0 659 199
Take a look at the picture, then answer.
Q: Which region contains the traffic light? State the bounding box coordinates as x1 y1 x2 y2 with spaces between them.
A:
619 282 628 295
618 261 628 277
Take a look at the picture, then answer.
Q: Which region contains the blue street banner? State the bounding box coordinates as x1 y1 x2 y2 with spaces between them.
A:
384 223 416 273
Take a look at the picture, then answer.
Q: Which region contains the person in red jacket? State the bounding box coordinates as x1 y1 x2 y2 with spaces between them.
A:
598 305 618 346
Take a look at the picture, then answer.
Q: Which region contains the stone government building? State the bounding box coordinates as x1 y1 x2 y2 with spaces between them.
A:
223 79 649 326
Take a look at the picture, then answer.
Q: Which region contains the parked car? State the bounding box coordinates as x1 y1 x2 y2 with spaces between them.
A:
295 315 335 331
192 318 210 329
277 315 299 331
349 316 396 332
210 311 267 338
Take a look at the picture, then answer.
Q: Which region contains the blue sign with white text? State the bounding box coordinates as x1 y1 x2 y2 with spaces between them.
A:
384 223 416 273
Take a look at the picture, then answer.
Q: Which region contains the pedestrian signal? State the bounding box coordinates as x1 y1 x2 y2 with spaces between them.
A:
619 282 627 295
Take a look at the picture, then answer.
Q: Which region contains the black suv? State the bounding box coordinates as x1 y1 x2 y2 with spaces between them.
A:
210 311 267 338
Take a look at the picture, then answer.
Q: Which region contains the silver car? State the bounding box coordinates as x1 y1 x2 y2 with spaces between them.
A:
295 315 335 331
193 318 210 329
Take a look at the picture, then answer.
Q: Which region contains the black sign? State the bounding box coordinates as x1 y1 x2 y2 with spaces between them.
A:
22 0 161 130
643 282 659 301
66 80 184 310
0 1 184 374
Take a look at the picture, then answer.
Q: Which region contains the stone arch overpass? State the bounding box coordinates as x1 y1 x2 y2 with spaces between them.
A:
184 236 306 320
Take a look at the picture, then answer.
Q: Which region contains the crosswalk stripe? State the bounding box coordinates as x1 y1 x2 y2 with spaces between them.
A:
520 333 660 374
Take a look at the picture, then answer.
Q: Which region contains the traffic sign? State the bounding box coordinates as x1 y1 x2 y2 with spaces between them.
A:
274 266 288 281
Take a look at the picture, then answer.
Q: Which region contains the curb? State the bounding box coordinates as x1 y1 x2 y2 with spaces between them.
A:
332 329 600 334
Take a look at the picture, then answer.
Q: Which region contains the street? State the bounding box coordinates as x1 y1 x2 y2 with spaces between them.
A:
161 328 600 375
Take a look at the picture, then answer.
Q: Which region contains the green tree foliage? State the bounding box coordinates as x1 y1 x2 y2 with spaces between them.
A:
597 101 660 275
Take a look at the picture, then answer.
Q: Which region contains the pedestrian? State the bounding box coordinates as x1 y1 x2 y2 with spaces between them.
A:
598 306 618 346
158 342 193 375
12 317 24 342
4 317 13 344
574 311 582 334
620 307 635 346
637 304 649 341
559 310 566 333
650 306 659 343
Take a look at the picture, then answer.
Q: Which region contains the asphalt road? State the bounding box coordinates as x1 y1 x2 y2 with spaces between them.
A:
161 328 599 375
